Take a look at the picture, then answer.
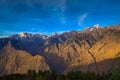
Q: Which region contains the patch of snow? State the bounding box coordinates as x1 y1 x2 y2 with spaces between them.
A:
93 24 101 29
19 32 27 38
42 35 47 40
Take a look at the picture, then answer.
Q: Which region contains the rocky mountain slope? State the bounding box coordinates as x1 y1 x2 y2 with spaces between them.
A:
44 25 120 73
0 25 120 75
0 40 50 75
64 28 120 74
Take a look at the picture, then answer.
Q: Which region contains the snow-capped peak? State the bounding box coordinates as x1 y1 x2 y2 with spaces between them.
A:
84 24 102 32
41 35 49 40
89 24 101 31
19 32 28 38
18 32 49 40
93 24 101 29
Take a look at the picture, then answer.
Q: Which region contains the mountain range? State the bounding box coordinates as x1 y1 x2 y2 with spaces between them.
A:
0 25 120 75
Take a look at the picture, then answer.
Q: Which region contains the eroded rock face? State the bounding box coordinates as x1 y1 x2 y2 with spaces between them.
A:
0 25 120 75
0 41 50 75
44 25 120 73
64 30 120 74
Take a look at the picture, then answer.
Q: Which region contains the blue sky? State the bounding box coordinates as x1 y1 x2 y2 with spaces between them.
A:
0 0 120 36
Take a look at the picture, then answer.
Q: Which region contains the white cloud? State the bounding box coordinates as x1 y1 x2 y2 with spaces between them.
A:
58 0 66 12
78 13 88 26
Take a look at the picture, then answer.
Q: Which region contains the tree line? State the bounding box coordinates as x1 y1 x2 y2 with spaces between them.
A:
0 68 120 80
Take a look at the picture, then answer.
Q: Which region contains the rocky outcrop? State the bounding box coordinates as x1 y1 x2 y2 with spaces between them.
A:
0 41 50 75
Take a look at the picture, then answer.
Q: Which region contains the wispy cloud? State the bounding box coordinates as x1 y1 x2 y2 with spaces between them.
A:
60 17 66 24
78 13 88 26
